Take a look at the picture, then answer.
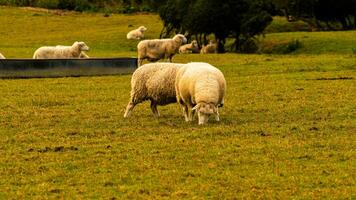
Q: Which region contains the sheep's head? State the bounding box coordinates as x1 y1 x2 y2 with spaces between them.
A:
139 26 147 32
192 102 218 125
74 41 90 51
173 34 187 44
191 40 198 48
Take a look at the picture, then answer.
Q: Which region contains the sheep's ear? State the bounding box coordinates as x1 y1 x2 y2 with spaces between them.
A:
192 104 200 111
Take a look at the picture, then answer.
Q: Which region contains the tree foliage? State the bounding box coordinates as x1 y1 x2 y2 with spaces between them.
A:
158 0 273 52
272 0 356 30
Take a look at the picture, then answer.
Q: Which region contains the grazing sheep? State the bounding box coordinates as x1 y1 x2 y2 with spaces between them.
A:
137 34 187 66
127 26 147 40
200 40 218 54
175 62 226 125
0 53 5 59
124 62 185 118
179 40 199 54
33 41 90 59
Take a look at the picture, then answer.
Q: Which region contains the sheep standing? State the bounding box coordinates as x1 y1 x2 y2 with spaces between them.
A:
175 62 226 125
124 62 185 118
127 26 147 40
200 40 218 54
0 53 5 59
137 34 187 66
179 40 199 54
33 41 90 59
56 45 90 58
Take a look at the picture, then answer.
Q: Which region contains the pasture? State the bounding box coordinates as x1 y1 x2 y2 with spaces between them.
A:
0 6 355 199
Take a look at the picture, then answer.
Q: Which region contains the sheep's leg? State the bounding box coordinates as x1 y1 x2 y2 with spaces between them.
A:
124 102 136 118
187 105 195 121
214 107 220 121
182 105 190 122
150 101 160 117
138 58 143 67
167 55 173 63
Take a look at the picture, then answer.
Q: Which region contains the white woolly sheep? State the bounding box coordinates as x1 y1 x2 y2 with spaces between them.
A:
124 62 185 118
56 45 90 58
0 53 5 59
200 40 217 54
179 40 199 54
137 34 187 66
127 26 147 40
175 62 226 125
33 41 90 59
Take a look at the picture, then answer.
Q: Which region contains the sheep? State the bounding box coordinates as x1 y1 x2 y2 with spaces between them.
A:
127 26 147 40
124 62 185 118
179 40 199 54
0 53 5 59
33 41 90 59
200 40 218 54
137 34 187 66
175 62 226 125
56 45 90 58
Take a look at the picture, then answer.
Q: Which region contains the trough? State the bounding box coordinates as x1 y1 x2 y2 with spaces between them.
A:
0 57 137 78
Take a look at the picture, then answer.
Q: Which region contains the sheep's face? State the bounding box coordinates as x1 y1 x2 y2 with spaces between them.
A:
193 103 217 125
75 42 90 51
191 40 198 48
139 26 147 32
174 34 187 44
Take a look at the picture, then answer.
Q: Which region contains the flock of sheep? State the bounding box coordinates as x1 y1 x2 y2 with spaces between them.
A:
125 26 226 125
0 26 226 125
124 62 226 125
126 26 218 66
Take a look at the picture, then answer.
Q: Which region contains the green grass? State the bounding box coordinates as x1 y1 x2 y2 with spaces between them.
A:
0 6 356 199
260 31 356 54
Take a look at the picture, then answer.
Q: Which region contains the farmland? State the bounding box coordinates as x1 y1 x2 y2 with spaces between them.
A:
0 6 355 199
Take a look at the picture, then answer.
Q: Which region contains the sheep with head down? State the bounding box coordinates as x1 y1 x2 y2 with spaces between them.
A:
33 41 90 59
137 34 187 66
124 62 185 118
127 26 147 40
175 62 226 125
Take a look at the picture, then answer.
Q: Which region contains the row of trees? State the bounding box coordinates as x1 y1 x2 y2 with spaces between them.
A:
158 0 274 52
273 0 356 30
158 0 356 52
1 0 355 51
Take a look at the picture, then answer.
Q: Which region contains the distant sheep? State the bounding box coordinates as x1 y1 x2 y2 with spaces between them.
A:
127 26 147 40
124 62 185 118
0 53 5 59
137 34 187 66
179 40 199 54
56 45 90 58
33 41 90 59
175 62 226 125
200 40 217 54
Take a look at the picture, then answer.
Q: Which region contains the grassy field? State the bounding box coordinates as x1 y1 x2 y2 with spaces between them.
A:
0 6 355 199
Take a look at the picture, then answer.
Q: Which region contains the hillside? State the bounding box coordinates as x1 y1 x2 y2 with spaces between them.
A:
0 6 355 199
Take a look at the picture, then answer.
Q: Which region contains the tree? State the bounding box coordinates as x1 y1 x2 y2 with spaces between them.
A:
159 0 273 52
281 0 356 30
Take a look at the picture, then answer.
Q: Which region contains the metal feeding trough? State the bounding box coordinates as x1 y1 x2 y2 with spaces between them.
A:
0 57 138 78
